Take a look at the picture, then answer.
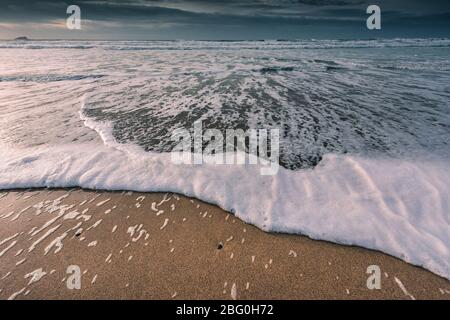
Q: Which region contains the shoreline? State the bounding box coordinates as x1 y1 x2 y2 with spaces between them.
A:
2 142 449 280
0 188 449 300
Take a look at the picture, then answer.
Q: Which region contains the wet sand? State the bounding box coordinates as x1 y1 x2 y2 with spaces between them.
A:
0 188 449 300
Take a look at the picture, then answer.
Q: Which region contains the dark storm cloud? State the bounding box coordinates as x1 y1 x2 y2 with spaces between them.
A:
0 0 365 25
0 0 449 39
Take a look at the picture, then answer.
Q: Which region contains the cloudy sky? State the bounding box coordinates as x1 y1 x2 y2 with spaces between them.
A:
0 0 449 40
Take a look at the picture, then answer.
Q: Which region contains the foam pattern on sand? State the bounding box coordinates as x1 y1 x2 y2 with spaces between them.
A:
0 142 449 279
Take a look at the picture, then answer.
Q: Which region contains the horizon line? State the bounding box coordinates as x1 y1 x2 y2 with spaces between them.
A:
2 36 449 42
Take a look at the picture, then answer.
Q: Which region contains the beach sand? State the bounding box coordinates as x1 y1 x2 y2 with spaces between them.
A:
0 188 448 300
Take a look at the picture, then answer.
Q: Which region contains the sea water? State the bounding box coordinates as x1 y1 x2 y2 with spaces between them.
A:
0 38 449 279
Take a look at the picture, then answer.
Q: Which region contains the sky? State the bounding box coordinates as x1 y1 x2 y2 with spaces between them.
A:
0 0 449 40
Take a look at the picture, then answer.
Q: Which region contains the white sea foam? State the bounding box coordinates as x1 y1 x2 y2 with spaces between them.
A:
0 139 449 279
0 39 449 281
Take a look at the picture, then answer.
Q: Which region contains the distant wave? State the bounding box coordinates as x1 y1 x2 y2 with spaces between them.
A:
0 38 449 51
0 74 105 83
0 45 94 50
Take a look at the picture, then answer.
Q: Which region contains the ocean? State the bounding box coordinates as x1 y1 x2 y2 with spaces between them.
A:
0 38 449 279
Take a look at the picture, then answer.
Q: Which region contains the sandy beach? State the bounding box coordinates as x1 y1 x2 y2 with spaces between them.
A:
0 188 448 300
